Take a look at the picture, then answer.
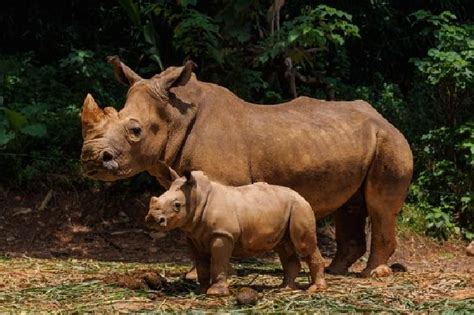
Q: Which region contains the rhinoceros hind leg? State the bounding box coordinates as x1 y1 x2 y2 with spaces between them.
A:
302 248 327 292
327 193 367 275
276 243 301 290
361 133 412 277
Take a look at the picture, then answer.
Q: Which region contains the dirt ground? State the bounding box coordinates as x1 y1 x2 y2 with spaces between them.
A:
0 188 473 312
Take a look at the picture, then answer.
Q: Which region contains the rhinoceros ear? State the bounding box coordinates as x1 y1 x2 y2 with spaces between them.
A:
158 60 197 92
81 94 105 126
107 55 142 86
152 161 182 188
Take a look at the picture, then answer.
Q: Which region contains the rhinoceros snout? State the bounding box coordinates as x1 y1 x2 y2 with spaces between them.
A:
81 147 119 174
145 213 167 228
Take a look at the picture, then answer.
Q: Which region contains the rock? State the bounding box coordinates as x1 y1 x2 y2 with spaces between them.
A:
235 287 259 306
466 241 474 257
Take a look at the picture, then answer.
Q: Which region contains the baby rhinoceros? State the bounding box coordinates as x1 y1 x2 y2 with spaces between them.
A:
145 165 327 296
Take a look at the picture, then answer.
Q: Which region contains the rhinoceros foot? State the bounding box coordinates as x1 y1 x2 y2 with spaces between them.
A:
307 280 327 293
206 283 230 296
360 264 393 278
184 267 198 281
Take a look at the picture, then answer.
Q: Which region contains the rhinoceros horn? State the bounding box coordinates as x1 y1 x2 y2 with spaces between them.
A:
81 94 105 128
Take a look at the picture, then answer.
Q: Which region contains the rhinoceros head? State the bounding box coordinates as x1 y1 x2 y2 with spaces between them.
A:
80 56 195 181
145 164 210 231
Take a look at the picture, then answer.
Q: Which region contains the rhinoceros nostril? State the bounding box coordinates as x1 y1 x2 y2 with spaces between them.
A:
101 150 114 162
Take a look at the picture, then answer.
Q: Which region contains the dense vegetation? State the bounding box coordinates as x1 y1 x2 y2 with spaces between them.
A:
0 1 472 240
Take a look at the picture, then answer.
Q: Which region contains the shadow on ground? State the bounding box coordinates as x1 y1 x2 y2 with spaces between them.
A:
0 186 471 275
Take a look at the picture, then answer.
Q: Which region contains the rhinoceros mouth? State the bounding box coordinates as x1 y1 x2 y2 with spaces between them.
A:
86 170 99 177
82 162 134 181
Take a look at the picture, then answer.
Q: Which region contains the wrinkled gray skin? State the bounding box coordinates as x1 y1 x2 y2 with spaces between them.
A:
80 56 413 277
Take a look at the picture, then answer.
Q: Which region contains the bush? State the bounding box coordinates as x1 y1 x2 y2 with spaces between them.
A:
409 122 474 240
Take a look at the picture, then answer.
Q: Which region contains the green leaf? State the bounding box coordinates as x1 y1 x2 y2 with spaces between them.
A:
149 54 164 71
2 108 27 130
178 0 197 8
20 123 47 137
288 30 300 43
21 103 50 116
118 0 141 26
0 128 15 146
143 21 157 45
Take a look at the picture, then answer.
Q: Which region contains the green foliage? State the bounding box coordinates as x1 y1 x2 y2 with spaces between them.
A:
0 51 123 187
0 1 473 239
404 10 474 239
258 5 359 65
256 4 359 96
410 122 474 240
119 0 164 70
410 10 473 126
411 17 473 89
173 9 222 63
350 77 409 133
0 55 48 148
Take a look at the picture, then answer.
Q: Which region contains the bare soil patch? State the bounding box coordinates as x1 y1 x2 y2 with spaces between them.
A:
0 188 472 311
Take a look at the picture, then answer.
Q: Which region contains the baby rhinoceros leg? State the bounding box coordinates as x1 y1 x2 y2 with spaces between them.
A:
304 250 327 292
289 200 327 292
276 242 301 290
206 236 234 296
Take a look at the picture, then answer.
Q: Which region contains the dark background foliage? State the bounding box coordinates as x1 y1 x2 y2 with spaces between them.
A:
0 0 472 239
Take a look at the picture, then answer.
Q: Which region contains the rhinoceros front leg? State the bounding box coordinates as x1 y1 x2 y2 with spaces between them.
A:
189 242 211 293
184 237 200 281
206 236 233 296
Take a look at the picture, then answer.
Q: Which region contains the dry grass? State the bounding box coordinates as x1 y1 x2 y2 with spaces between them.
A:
0 255 472 312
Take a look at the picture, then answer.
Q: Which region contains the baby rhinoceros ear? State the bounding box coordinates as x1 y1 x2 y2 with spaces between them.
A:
184 170 210 188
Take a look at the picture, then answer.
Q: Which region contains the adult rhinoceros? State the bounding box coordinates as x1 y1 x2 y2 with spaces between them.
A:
80 56 413 277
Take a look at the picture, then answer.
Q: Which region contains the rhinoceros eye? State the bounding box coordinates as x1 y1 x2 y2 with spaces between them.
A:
127 119 142 141
131 127 141 136
173 201 181 212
